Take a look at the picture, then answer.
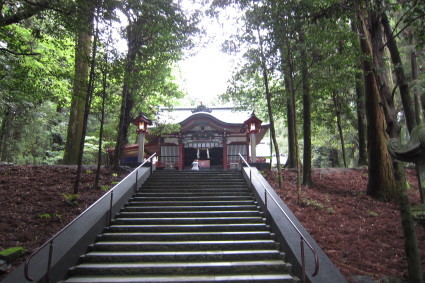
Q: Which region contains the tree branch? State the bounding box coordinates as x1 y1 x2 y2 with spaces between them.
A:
382 13 425 50
0 48 40 56
0 0 67 27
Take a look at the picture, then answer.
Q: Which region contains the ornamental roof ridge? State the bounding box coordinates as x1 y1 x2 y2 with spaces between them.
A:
191 103 212 113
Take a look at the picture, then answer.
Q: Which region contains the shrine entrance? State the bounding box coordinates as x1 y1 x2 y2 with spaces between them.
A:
183 147 223 169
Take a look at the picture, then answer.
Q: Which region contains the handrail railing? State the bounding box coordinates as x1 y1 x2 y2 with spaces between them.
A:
24 152 157 282
239 153 319 283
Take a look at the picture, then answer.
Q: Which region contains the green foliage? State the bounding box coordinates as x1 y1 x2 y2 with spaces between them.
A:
39 213 51 219
149 123 181 136
367 210 379 217
100 185 109 191
303 198 325 209
62 193 79 206
0 101 68 164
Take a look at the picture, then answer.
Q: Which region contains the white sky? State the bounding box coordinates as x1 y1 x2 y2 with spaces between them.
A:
175 1 242 106
112 1 243 106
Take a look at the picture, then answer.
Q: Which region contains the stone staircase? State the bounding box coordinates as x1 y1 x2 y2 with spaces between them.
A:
63 170 297 282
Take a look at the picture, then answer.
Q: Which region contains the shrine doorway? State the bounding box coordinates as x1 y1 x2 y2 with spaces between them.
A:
183 147 223 169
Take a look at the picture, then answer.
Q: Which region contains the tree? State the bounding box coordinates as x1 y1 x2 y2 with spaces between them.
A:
300 31 312 185
0 15 74 164
356 1 423 281
113 0 196 168
356 5 397 201
63 0 96 164
257 25 284 189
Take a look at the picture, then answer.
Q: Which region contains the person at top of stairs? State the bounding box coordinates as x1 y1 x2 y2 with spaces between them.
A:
191 159 199 170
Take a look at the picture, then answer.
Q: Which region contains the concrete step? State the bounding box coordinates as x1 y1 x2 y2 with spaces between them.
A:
134 192 251 197
106 223 270 233
79 250 283 263
146 179 246 184
115 211 263 218
151 171 242 176
90 240 279 252
97 231 273 241
140 186 248 191
121 205 260 212
64 274 295 282
131 196 255 202
143 182 246 187
127 200 258 206
111 217 265 225
68 260 290 276
138 187 249 192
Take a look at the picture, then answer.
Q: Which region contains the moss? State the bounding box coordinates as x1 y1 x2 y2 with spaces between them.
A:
0 247 27 262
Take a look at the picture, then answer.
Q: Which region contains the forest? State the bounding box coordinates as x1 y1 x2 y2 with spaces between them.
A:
1 0 425 281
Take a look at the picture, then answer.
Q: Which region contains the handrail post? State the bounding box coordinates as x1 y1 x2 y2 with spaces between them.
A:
135 169 139 193
45 241 54 283
301 237 306 283
108 191 114 224
264 189 268 225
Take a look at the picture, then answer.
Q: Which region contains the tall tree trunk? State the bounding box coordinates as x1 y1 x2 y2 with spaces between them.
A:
0 107 10 161
300 32 312 185
94 53 108 190
411 49 423 125
74 18 99 195
63 0 95 165
332 91 347 168
282 46 297 169
382 1 425 205
258 28 283 189
381 11 416 132
393 161 424 283
357 10 397 201
351 20 368 166
360 3 424 281
113 24 137 169
356 71 368 166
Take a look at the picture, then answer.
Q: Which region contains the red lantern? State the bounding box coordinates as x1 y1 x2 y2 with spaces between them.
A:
132 113 152 133
243 112 262 134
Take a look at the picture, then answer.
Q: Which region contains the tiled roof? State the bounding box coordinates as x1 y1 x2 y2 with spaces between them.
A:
156 106 256 125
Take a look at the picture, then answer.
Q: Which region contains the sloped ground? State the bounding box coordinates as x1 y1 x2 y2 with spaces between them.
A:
263 168 425 282
0 165 424 282
0 165 128 281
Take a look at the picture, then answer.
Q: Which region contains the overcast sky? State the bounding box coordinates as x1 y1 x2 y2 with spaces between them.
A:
175 1 242 106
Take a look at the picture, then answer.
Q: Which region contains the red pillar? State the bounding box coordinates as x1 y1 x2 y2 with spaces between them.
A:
222 136 227 170
178 142 184 171
246 138 250 162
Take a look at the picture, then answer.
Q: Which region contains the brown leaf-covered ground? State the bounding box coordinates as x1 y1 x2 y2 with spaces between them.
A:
0 165 424 282
263 168 425 282
0 165 128 281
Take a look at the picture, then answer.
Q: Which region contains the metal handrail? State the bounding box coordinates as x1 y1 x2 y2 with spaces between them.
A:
239 153 319 282
24 152 157 282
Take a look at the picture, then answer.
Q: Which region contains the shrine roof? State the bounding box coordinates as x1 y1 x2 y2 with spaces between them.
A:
156 106 259 126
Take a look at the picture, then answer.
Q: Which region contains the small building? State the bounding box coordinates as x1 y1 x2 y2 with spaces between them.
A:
110 104 270 170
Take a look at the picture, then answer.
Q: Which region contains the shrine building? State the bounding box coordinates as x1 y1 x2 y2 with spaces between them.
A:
113 104 270 170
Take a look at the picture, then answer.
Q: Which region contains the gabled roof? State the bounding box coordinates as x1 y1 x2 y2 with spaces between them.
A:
156 106 268 127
